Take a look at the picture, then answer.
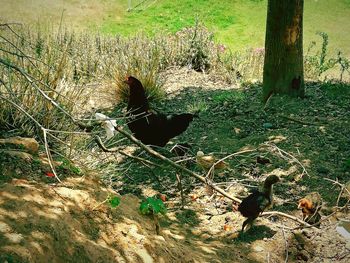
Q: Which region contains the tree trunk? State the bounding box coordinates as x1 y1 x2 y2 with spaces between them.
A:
263 0 305 102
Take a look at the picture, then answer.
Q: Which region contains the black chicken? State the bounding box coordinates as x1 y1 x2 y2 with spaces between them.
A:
124 76 195 147
238 174 280 232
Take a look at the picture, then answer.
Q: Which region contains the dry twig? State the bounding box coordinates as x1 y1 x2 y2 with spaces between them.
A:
324 178 350 206
176 173 185 209
262 211 312 227
264 142 309 178
281 226 289 263
1 94 62 183
114 126 243 203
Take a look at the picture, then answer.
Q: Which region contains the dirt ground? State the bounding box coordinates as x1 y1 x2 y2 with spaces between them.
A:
1 68 350 262
0 171 349 263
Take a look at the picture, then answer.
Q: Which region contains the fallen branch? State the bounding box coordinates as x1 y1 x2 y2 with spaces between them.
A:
95 135 164 168
176 173 185 209
114 126 243 203
92 196 111 211
95 135 125 152
279 114 320 126
120 151 164 168
42 128 62 183
281 226 289 263
262 211 312 227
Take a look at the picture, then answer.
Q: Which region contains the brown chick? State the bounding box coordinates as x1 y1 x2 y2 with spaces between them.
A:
196 151 228 171
298 192 322 224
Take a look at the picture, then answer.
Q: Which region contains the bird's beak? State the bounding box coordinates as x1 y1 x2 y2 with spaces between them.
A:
297 200 303 209
123 76 129 84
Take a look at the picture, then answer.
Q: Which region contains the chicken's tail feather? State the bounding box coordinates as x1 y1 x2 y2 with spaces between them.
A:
166 113 195 139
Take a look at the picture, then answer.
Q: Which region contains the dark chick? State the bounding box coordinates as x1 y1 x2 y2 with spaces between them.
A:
124 76 195 147
238 175 280 232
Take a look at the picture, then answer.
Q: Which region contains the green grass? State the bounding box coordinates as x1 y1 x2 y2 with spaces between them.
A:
99 0 266 51
105 80 350 211
1 0 350 56
99 0 350 56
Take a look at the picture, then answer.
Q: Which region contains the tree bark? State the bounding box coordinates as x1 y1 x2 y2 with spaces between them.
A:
263 0 305 102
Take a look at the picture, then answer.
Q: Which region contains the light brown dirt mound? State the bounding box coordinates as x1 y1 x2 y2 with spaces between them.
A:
0 175 248 263
1 174 348 263
0 175 179 263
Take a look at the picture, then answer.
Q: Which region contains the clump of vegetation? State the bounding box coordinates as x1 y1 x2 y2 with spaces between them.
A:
108 195 121 208
113 21 220 103
140 196 167 215
1 23 349 179
336 51 350 82
304 32 350 80
56 158 82 175
140 196 167 234
0 25 88 139
175 20 213 72
92 194 121 210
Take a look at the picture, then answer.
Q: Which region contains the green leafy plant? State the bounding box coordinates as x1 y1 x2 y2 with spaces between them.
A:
139 196 167 235
92 194 120 210
108 196 121 208
337 51 350 81
139 197 167 216
304 32 337 79
212 90 246 104
316 32 337 76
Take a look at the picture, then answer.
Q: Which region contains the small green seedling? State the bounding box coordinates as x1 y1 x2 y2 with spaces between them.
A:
139 197 167 234
140 197 167 215
108 196 121 208
92 194 120 210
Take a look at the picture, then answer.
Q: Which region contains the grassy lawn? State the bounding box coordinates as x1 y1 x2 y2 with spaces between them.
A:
99 0 266 50
1 0 350 55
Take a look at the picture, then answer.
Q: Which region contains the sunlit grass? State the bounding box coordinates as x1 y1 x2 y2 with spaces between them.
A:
100 0 266 51
2 0 349 55
98 0 350 56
